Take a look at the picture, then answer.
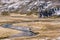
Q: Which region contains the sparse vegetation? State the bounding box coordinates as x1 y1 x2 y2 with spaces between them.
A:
1 11 10 16
0 0 60 40
0 16 60 40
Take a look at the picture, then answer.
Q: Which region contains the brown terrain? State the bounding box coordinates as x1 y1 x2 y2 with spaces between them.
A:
0 0 60 40
0 14 60 40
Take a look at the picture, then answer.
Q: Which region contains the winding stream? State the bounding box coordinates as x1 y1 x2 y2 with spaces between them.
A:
1 24 37 38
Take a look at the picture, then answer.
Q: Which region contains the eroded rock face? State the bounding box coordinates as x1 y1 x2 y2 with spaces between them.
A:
0 0 53 13
0 0 60 16
0 0 38 13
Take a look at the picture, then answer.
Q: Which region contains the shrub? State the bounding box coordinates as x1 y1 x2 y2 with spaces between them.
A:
1 11 10 16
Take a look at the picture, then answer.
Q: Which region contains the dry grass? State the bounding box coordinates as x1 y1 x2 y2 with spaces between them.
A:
13 22 60 30
0 27 21 39
0 16 60 40
12 22 60 37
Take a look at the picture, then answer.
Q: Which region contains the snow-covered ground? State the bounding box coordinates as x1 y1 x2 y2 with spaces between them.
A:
55 10 60 15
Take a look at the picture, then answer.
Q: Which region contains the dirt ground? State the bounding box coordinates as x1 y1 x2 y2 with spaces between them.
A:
0 15 60 40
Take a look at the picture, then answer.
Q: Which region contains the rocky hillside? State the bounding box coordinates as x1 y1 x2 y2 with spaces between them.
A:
0 0 38 13
0 0 60 15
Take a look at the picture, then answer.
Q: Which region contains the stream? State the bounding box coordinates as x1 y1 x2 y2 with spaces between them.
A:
1 24 37 38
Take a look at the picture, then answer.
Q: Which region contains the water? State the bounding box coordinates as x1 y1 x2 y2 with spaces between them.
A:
9 31 36 37
1 24 37 38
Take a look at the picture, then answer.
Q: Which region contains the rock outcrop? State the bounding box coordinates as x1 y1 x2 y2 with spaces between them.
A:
0 0 60 15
